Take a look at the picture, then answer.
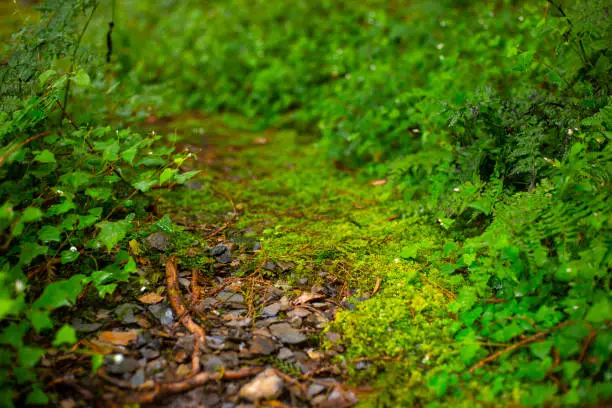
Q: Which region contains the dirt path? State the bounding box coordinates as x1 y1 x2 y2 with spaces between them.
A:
49 116 453 407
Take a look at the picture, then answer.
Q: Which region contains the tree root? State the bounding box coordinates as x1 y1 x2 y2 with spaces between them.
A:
126 367 263 404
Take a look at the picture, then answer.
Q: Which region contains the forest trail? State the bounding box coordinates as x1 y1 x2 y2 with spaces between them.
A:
51 115 452 407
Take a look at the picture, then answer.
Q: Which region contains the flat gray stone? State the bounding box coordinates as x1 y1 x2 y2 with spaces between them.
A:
277 348 294 360
269 323 307 344
261 303 282 317
146 231 172 251
239 369 283 402
249 336 277 356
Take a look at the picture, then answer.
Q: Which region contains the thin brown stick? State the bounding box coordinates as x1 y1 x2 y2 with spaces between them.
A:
0 131 51 167
166 257 205 374
579 329 597 363
127 367 263 404
371 277 381 297
469 321 575 374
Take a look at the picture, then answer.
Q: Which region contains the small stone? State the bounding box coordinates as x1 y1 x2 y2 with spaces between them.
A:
261 303 282 317
202 356 225 372
218 291 234 301
146 358 166 375
60 399 76 408
311 395 327 405
130 369 146 387
277 348 294 360
219 351 239 368
225 318 252 328
299 278 308 285
307 383 326 398
140 348 160 360
176 364 192 376
148 303 174 327
212 244 231 264
289 316 303 328
269 323 307 344
179 277 190 289
287 308 310 319
276 261 295 272
105 356 140 374
145 231 172 251
239 369 283 401
311 285 325 294
327 387 358 405
228 293 245 303
263 261 276 271
253 242 262 251
325 331 342 344
249 336 277 356
206 335 226 350
200 297 217 309
135 332 153 349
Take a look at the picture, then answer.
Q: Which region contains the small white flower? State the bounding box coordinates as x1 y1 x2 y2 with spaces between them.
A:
412 128 420 133
436 43 445 50
594 212 599 217
370 64 376 71
70 246 77 252
112 354 124 364
518 16 524 22
148 151 153 155
439 55 445 61
440 20 448 27
453 187 460 192
567 128 574 135
422 354 430 363
573 305 579 310
345 73 351 79
96 242 101 248
56 189 64 196
566 268 572 273
337 48 343 55
15 280 25 293
394 258 400 263
140 286 147 292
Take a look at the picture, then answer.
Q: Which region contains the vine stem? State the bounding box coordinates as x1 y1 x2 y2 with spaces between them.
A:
61 2 99 122
469 320 575 374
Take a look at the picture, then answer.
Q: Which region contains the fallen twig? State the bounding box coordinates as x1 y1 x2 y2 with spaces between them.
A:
126 367 263 404
166 257 205 374
469 321 575 374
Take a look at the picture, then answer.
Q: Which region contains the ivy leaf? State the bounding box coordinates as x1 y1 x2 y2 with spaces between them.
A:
91 354 104 373
53 324 77 346
59 171 91 191
33 150 56 163
19 242 47 265
95 219 132 252
73 69 91 87
460 343 481 365
47 198 76 216
22 207 44 223
18 347 45 368
400 245 418 259
160 168 178 185
585 297 611 323
33 274 85 310
0 299 14 320
27 309 54 333
530 340 552 360
60 249 80 264
25 386 48 405
174 170 201 184
38 69 57 86
38 225 62 242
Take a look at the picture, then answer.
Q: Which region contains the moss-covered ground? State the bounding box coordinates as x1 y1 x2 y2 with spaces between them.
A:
154 115 473 407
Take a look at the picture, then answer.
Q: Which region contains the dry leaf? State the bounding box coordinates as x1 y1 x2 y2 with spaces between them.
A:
139 292 164 304
292 292 325 305
98 331 138 346
370 179 387 186
254 137 268 145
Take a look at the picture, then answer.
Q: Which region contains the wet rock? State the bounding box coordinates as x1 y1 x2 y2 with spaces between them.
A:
355 361 372 370
175 335 196 353
140 348 160 360
307 383 326 398
202 356 225 372
115 303 142 325
255 317 279 328
219 351 239 368
206 335 227 350
299 278 308 285
212 244 231 264
176 364 191 376
263 287 284 302
148 303 174 327
325 331 342 344
200 297 217 309
276 261 295 272
261 303 282 317
269 323 307 344
287 308 310 319
311 285 325 294
263 261 276 271
327 387 358 406
253 242 261 251
249 336 277 356
130 369 146 387
341 300 357 311
289 316 303 328
179 277 190 289
239 369 283 402
146 358 166 375
134 332 152 349
105 355 140 375
70 318 102 333
225 318 252 328
146 232 172 251
277 348 294 360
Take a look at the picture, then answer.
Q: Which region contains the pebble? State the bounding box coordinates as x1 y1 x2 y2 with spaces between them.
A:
261 303 282 317
206 335 227 350
307 383 326 398
140 348 160 360
148 303 174 327
269 323 307 344
225 318 252 328
202 356 225 372
179 277 190 289
287 308 310 319
105 356 140 374
146 231 172 251
277 347 294 360
248 336 277 356
130 369 146 387
239 369 283 402
212 244 232 264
